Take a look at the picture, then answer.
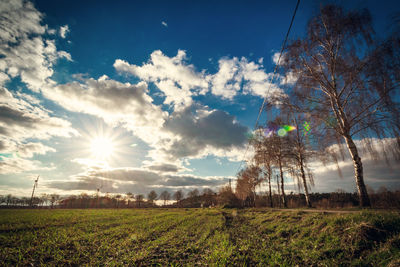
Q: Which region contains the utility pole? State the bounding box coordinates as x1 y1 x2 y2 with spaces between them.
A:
30 175 39 207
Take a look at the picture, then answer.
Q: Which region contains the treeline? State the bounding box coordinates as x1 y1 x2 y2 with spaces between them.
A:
2 186 400 209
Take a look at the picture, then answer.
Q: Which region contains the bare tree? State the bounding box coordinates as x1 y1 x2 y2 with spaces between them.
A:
50 194 60 208
203 188 214 196
235 165 262 207
187 189 199 198
263 119 292 208
217 185 240 207
114 194 122 208
135 194 144 208
271 112 316 208
290 117 315 207
5 194 12 206
147 190 157 206
159 190 171 206
282 5 400 207
126 192 133 208
173 190 183 206
40 193 48 207
252 129 274 207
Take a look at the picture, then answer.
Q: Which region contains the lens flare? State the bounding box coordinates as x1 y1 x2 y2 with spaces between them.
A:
277 128 287 136
283 125 296 132
303 121 311 135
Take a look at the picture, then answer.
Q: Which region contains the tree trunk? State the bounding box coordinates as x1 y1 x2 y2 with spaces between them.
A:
279 159 287 208
295 118 312 208
299 155 312 207
276 174 281 207
268 174 273 208
344 134 371 207
300 166 312 208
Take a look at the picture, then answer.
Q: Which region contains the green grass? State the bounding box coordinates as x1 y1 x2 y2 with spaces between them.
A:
1 208 400 266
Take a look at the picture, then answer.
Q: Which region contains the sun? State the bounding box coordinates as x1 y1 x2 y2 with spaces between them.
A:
90 137 114 159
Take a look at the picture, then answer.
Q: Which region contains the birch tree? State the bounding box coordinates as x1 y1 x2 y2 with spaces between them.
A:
282 5 400 207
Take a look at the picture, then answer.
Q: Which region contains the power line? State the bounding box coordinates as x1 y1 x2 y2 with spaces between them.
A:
235 0 300 174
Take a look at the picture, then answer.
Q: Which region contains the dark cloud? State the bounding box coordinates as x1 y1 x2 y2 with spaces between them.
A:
0 88 76 140
161 174 229 187
91 168 161 184
47 167 230 194
312 158 400 193
146 163 180 173
48 176 116 191
163 106 248 158
0 87 75 174
0 105 37 127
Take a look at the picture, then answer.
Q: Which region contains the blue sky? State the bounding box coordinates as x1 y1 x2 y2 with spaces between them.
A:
0 0 399 197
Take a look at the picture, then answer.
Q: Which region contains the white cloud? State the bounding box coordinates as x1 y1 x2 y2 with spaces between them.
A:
0 87 77 173
210 57 241 99
0 141 56 158
57 51 72 61
0 0 72 92
114 50 287 108
0 156 54 174
114 50 209 111
210 56 284 99
280 71 297 85
47 28 56 35
272 51 284 65
0 0 44 43
59 25 69 38
161 21 168 27
0 87 77 140
239 58 283 97
43 72 250 165
42 76 167 145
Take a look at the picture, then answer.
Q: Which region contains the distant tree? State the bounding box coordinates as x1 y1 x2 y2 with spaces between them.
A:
80 193 90 208
40 193 48 206
29 197 39 206
159 190 171 206
126 192 133 208
147 190 158 206
5 194 12 206
377 186 389 194
252 128 274 207
115 194 122 208
263 119 292 208
217 185 240 208
135 194 144 208
187 189 199 198
235 165 262 207
203 188 214 196
282 5 400 207
173 190 184 206
50 194 60 208
19 196 28 206
366 185 375 195
284 114 315 207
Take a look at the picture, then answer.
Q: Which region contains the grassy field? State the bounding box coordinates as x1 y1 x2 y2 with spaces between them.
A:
1 208 400 266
